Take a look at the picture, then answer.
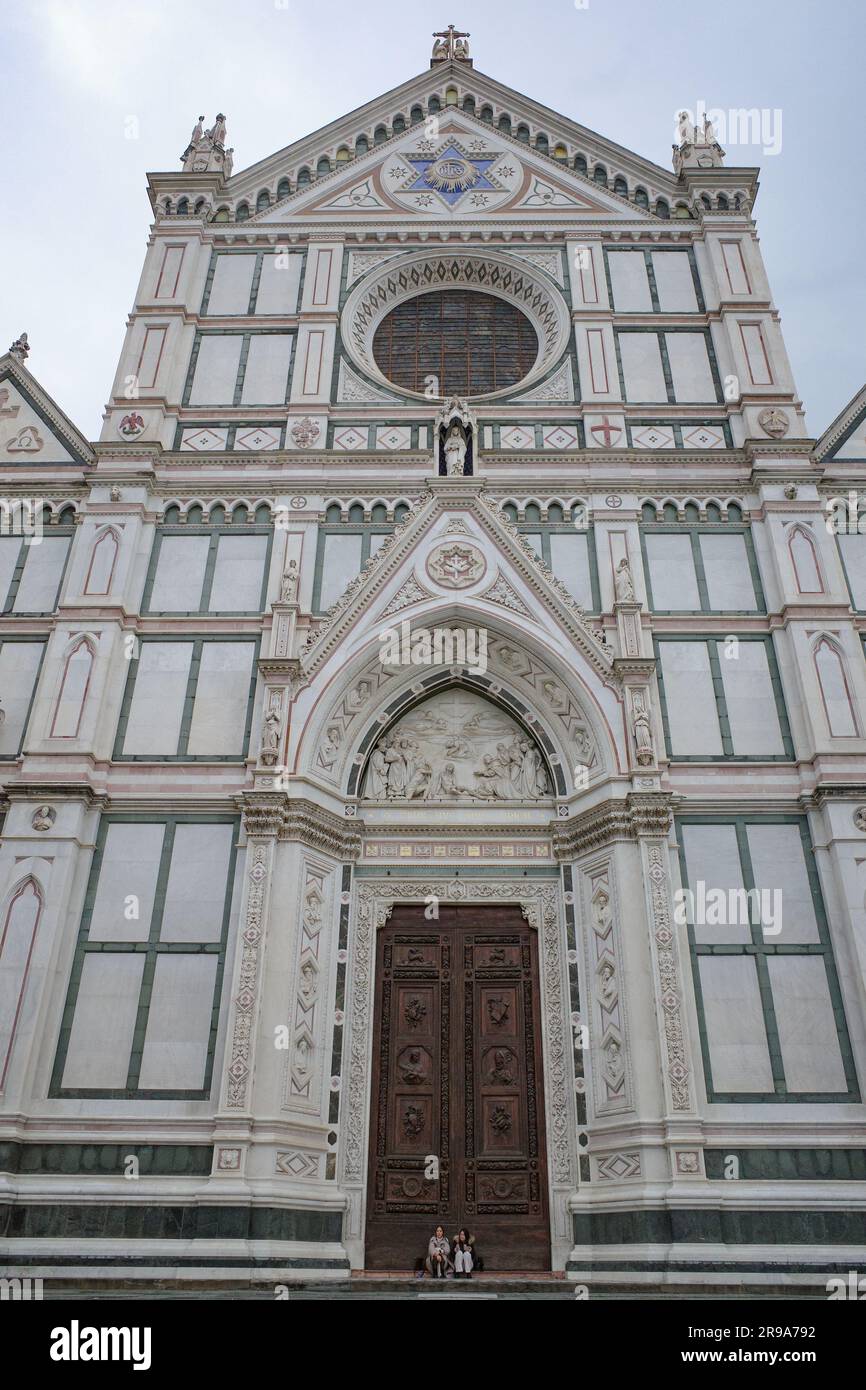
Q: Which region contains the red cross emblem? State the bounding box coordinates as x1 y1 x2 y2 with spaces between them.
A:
590 416 622 447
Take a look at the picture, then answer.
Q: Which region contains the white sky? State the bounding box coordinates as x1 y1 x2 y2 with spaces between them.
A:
3 0 863 437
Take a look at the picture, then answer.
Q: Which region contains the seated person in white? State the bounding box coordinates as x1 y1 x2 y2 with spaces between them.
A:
452 1228 475 1278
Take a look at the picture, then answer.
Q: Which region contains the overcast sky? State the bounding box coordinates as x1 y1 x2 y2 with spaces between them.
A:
3 0 863 438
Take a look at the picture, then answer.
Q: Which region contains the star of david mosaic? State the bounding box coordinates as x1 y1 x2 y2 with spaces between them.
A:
401 141 504 207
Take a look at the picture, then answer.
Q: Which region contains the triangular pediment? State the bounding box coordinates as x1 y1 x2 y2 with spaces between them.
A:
300 486 614 680
816 383 866 464
0 358 92 467
254 109 656 222
221 61 680 225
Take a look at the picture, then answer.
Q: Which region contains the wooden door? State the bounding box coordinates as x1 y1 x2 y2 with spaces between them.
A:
364 904 550 1270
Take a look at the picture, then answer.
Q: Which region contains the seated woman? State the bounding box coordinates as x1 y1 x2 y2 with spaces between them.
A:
425 1225 453 1279
451 1228 475 1278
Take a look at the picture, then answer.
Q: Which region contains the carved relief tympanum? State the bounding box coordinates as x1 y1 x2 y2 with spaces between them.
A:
361 689 550 802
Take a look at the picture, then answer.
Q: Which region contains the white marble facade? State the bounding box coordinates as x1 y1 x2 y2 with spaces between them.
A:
1 39 866 1292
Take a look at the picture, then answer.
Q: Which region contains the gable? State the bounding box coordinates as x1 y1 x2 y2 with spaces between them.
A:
816 386 866 464
0 373 84 465
255 110 656 222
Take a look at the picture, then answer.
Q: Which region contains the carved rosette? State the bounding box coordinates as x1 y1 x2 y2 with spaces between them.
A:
425 541 486 589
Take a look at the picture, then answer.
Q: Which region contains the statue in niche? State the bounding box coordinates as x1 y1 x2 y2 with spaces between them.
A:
632 698 655 766
434 396 475 476
32 804 55 832
259 707 281 765
444 423 468 476
280 559 299 603
614 556 636 603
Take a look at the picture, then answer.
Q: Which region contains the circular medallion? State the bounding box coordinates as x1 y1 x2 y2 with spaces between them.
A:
426 541 486 589
758 407 790 438
425 155 480 195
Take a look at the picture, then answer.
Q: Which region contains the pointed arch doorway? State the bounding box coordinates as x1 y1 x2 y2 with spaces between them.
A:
364 902 551 1271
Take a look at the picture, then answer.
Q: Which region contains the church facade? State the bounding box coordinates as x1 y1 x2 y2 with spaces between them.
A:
1 30 866 1292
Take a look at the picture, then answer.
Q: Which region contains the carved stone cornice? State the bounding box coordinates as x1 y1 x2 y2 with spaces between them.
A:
552 792 672 858
612 657 656 681
239 793 361 858
627 791 674 839
240 792 289 840
3 783 110 811
800 784 866 809
281 799 362 859
257 656 306 694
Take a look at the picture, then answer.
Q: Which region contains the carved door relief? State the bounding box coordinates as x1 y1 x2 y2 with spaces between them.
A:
365 905 550 1270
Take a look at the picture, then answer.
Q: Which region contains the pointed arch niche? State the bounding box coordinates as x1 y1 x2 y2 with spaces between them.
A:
50 636 95 738
787 523 824 594
0 876 43 1089
83 527 120 596
813 635 859 737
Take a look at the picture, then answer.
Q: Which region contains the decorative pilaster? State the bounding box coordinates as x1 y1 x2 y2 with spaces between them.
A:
637 827 696 1117
221 800 286 1112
